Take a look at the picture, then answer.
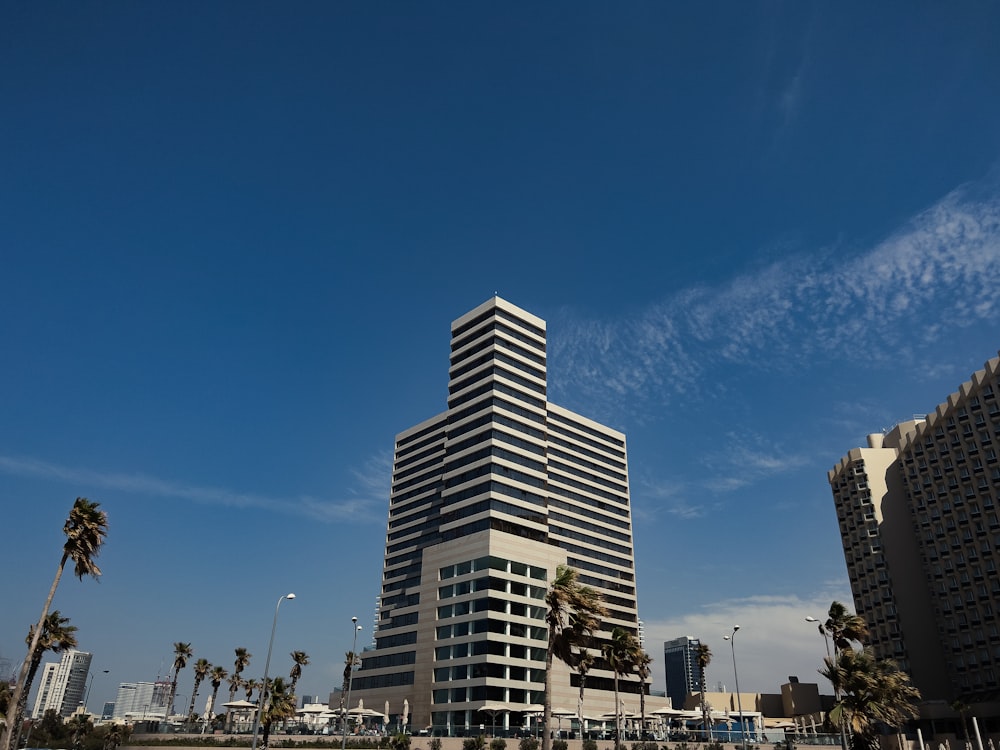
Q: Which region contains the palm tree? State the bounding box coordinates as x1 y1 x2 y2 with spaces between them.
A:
635 650 652 739
3 498 107 750
288 651 310 695
9 612 78 749
339 651 361 730
226 647 251 731
231 648 252 702
543 564 607 750
576 650 595 737
187 658 212 725
824 602 869 653
260 677 297 749
821 648 920 750
204 666 228 733
695 643 712 741
66 712 93 750
102 723 124 750
244 678 260 703
824 601 869 750
169 642 193 718
602 626 640 750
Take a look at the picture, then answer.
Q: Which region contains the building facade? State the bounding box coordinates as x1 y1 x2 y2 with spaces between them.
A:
112 680 171 720
349 297 648 735
663 636 702 710
31 649 92 718
829 352 1000 707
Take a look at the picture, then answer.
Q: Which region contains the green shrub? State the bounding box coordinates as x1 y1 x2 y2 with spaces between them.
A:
519 737 540 750
491 739 507 750
430 738 443 750
389 733 412 750
553 741 568 750
464 737 487 750
582 740 599 750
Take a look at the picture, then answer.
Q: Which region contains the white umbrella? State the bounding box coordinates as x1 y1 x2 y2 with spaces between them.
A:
480 704 509 735
223 699 256 709
653 707 686 716
402 699 409 728
551 708 577 736
384 700 390 727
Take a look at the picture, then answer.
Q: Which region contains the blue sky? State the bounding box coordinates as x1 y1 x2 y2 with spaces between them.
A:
3 2 1000 713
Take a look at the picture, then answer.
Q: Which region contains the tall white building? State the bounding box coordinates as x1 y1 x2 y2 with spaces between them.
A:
112 681 171 720
829 352 1000 711
31 649 92 718
349 297 649 735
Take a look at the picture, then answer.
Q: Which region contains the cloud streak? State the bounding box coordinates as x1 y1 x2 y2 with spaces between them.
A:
0 453 390 524
549 183 1000 420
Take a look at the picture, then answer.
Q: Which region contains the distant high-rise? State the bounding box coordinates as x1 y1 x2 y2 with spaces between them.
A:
349 297 649 735
112 681 171 720
31 649 92 718
663 637 702 710
829 352 1000 706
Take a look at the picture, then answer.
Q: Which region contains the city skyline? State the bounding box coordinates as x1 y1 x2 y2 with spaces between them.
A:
3 2 1000 715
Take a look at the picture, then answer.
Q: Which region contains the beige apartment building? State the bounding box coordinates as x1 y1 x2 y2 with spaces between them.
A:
348 297 650 736
829 352 1000 712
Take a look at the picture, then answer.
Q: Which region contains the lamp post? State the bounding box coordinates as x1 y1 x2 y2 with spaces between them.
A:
250 593 296 750
807 617 846 750
805 617 832 659
723 626 745 750
341 618 362 750
84 669 110 714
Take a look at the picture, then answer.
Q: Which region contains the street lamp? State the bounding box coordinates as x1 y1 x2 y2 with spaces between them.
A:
341 617 362 750
805 617 832 659
84 669 110 713
723 626 745 750
250 593 296 750
807 617 847 750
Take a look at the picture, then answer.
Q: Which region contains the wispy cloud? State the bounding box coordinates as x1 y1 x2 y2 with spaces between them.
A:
549 183 1000 421
702 432 812 493
0 453 390 524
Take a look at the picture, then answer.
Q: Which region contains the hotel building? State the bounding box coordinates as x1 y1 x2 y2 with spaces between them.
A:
829 352 1000 708
349 297 648 735
31 649 92 718
663 637 702 711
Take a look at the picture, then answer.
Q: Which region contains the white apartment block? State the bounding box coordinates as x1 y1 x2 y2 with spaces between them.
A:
348 297 652 735
31 649 92 718
829 352 1000 709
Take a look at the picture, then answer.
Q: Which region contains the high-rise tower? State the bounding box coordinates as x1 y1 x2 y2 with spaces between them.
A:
350 297 644 735
829 352 1000 708
663 636 702 710
31 649 92 718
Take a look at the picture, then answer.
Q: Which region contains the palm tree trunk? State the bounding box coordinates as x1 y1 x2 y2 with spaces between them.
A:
187 678 201 721
10 649 47 750
205 686 221 735
542 642 555 750
2 553 68 750
613 673 621 750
